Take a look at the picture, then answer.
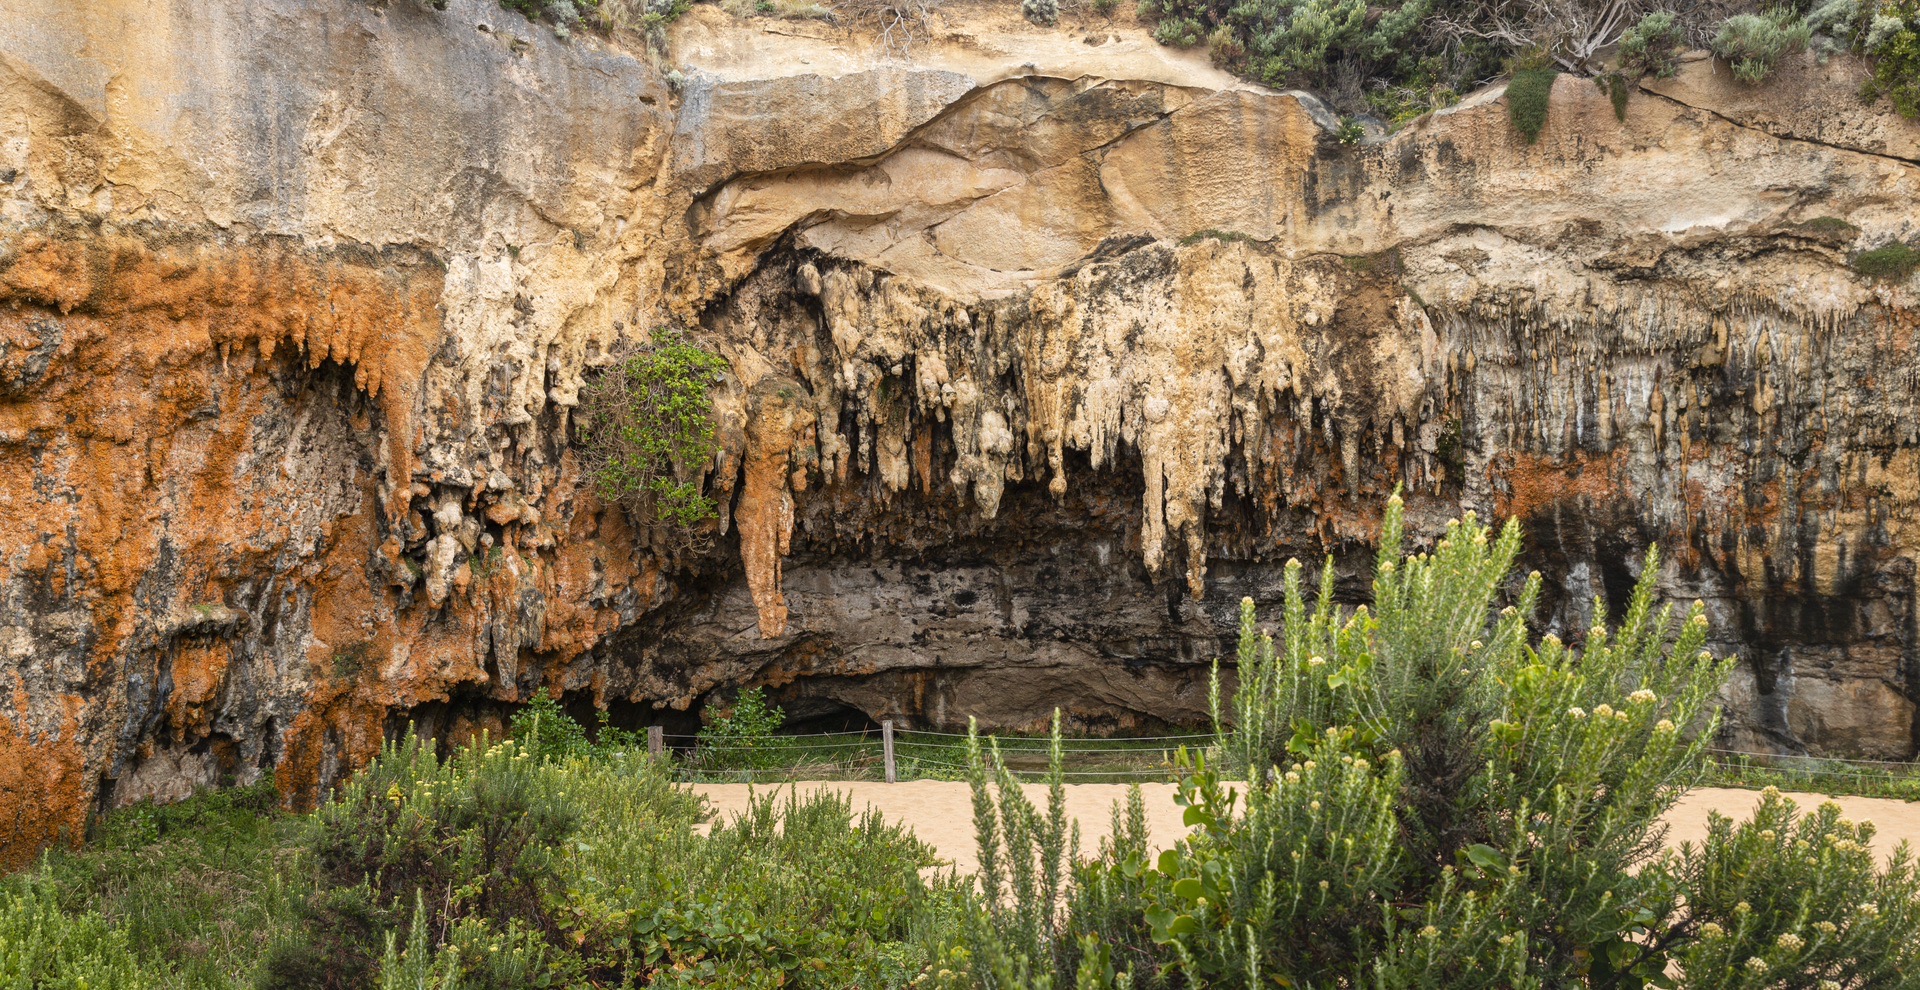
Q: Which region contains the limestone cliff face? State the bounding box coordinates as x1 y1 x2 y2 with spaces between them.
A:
2 0 1917 865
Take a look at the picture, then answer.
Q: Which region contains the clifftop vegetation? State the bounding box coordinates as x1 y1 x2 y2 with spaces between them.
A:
1134 0 1920 120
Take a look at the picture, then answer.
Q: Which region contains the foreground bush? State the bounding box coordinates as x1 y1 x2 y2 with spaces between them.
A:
958 494 1920 988
264 725 958 989
0 881 153 989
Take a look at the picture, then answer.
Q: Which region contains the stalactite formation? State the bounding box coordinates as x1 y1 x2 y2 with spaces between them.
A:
1 0 1916 867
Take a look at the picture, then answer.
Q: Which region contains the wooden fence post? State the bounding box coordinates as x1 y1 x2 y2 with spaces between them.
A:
882 719 896 784
647 725 664 759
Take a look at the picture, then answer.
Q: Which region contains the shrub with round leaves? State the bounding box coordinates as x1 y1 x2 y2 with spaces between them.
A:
577 327 730 532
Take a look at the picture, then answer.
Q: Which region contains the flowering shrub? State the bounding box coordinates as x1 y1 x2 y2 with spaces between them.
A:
960 493 1920 988
1665 788 1920 988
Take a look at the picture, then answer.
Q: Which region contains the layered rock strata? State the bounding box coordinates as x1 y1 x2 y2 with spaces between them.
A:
1 0 1916 866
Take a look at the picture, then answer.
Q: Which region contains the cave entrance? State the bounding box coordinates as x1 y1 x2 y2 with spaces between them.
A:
772 696 883 736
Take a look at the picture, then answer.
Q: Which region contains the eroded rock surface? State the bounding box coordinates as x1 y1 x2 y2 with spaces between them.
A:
2 0 1917 866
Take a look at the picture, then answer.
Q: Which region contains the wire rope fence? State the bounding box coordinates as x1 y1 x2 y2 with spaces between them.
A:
634 723 1920 797
649 721 1218 784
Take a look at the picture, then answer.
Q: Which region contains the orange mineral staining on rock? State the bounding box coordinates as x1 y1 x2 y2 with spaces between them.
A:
0 712 88 871
736 377 819 639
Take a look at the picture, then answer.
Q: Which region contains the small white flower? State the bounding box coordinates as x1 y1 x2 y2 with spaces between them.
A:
1745 957 1768 974
1568 707 1589 720
1628 689 1657 705
1319 880 1329 891
1820 982 1842 990
1814 921 1838 935
1469 640 1483 651
1594 704 1616 719
1655 719 1676 733
1760 829 1777 842
1303 760 1318 771
1284 771 1301 784
1699 922 1725 939
1353 758 1370 771
1762 786 1783 799
1735 901 1752 915
1776 933 1804 952
1418 925 1440 939
1310 800 1321 811
1859 902 1880 918
1307 656 1327 668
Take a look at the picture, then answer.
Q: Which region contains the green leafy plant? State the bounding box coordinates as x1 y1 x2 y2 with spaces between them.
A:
1861 0 1920 117
1619 10 1685 78
1713 9 1814 84
1507 63 1559 143
690 687 793 775
510 687 591 762
578 327 729 532
1024 0 1060 26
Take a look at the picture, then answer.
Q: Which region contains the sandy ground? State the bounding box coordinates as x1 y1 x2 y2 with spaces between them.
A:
692 781 1920 874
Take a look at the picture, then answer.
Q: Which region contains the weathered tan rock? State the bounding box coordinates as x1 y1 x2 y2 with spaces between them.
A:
2 0 1919 869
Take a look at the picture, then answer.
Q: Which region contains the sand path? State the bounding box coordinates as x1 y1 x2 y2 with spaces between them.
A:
691 781 1920 874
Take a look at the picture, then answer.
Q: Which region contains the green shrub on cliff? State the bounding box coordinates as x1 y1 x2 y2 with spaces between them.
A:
1713 9 1815 83
1138 0 1437 96
954 494 1920 989
1619 10 1685 78
1861 0 1920 117
1853 240 1920 280
1507 62 1559 142
578 327 729 532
